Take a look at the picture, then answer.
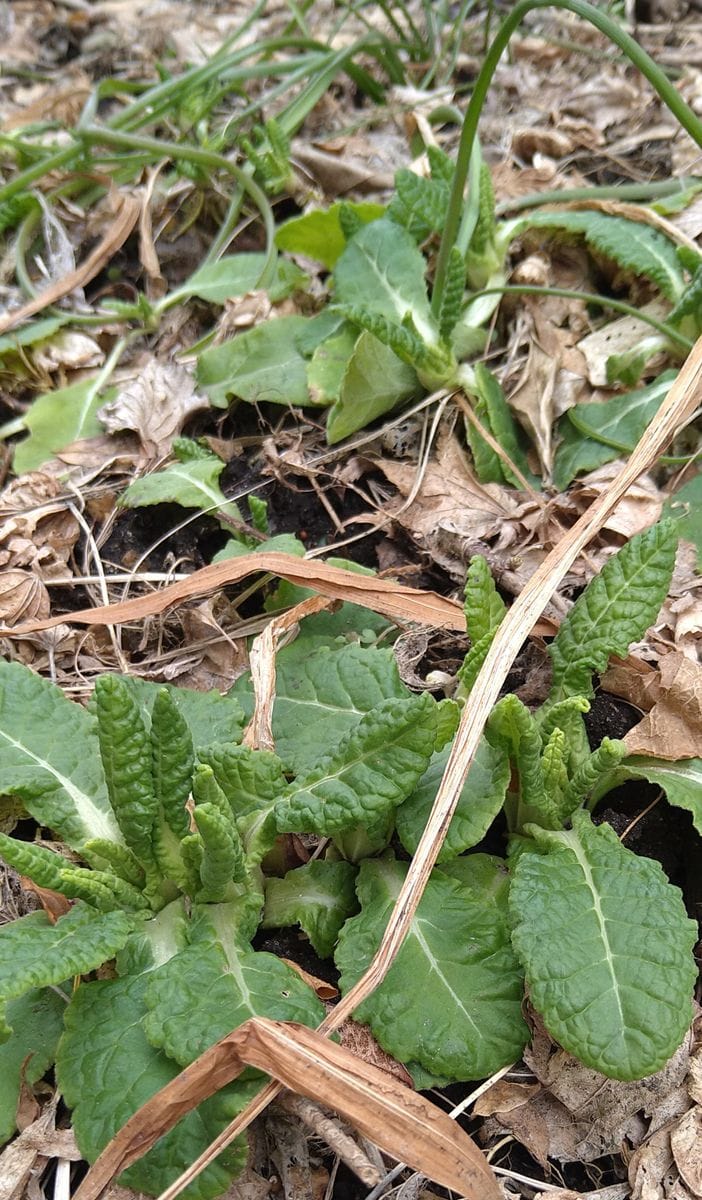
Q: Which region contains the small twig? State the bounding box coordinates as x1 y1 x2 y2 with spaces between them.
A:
276 1092 381 1187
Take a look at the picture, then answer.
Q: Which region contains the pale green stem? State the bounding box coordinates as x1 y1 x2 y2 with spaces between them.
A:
479 284 693 350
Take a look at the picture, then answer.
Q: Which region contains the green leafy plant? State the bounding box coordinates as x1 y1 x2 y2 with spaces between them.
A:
0 526 698 1194
187 0 702 462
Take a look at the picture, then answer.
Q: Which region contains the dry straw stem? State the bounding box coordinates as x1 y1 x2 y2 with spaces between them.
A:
0 194 140 336
149 337 702 1200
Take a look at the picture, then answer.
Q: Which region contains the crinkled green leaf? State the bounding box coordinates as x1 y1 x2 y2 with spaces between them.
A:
436 853 511 912
333 218 436 345
521 212 685 300
199 745 287 816
57 973 255 1200
591 755 702 834
548 521 677 703
0 905 133 1039
336 857 527 1080
262 859 358 957
95 676 158 870
0 987 67 1145
465 364 539 488
119 452 243 524
143 903 324 1065
0 315 67 360
274 202 385 269
180 253 306 304
509 810 697 1079
387 170 449 242
275 693 437 836
13 378 112 475
326 330 420 444
233 642 410 775
396 737 509 861
197 315 314 409
0 662 119 848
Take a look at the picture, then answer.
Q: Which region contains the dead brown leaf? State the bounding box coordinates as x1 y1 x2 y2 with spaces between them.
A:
0 1101 80 1200
281 960 338 1001
570 464 663 537
600 655 662 712
671 1108 702 1196
623 651 702 758
74 1017 500 1200
337 1019 414 1089
0 570 49 626
98 358 209 456
484 1016 695 1168
0 193 140 335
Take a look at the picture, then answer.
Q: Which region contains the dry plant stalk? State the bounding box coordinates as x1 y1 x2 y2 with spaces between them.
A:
0 194 140 336
242 593 334 752
147 333 702 1200
73 1018 501 1200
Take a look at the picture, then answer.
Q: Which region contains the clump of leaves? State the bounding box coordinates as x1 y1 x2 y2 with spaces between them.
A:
0 526 698 1193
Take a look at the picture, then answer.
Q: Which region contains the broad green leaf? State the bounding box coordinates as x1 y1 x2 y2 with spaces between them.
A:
274 202 385 269
591 755 702 834
275 693 438 836
519 212 685 299
57 973 255 1199
510 810 697 1079
336 857 527 1080
548 521 677 703
233 642 410 775
0 662 119 848
180 253 305 305
396 738 509 861
664 472 702 565
13 378 112 474
114 676 244 750
333 218 436 344
143 906 324 1065
306 326 357 405
196 315 315 408
326 331 420 444
262 859 358 957
552 415 620 491
0 905 133 1039
119 453 243 524
436 852 511 911
0 987 67 1145
567 371 674 455
214 532 305 562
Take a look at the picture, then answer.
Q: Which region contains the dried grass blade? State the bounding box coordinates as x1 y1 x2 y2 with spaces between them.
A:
3 552 466 634
73 1018 500 1200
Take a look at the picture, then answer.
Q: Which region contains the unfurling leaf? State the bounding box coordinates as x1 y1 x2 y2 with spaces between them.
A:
548 521 677 703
